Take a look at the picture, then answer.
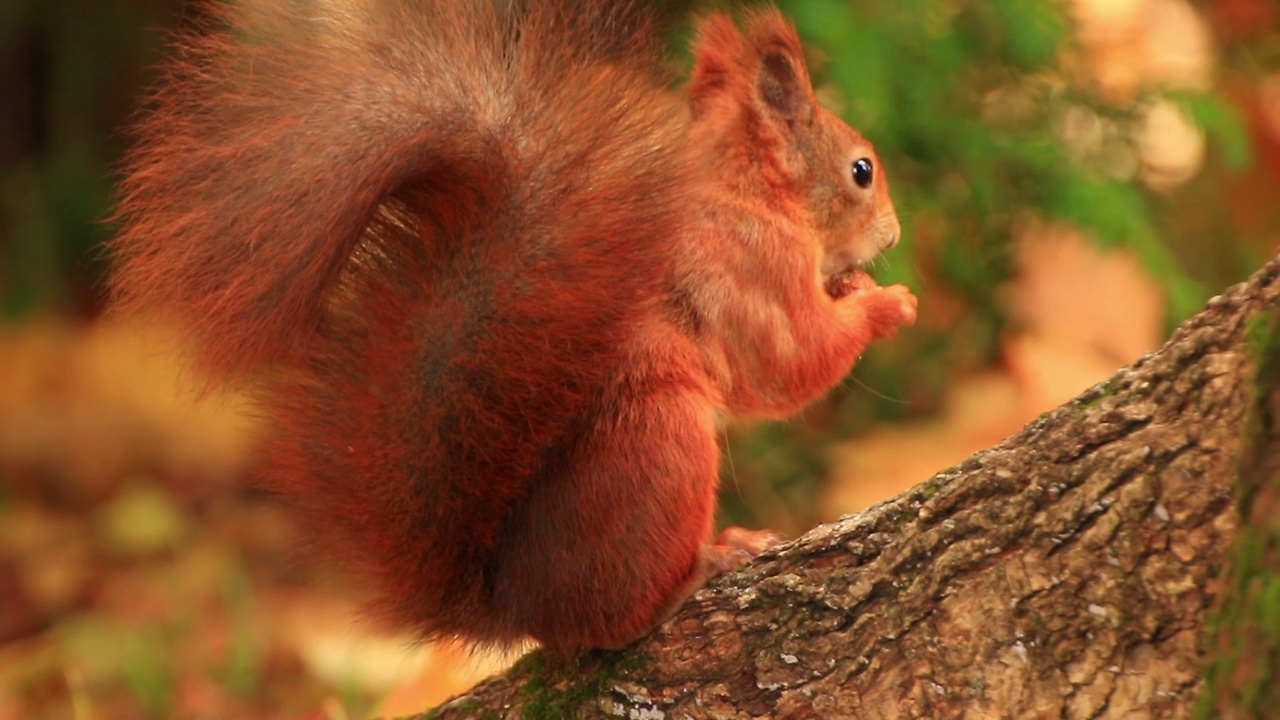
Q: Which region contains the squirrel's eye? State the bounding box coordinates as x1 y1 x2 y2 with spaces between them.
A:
852 158 874 189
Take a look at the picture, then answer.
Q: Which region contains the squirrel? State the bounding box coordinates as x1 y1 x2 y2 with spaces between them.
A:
108 0 917 654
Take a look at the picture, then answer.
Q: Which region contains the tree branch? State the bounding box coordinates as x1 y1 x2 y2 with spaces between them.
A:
419 253 1280 720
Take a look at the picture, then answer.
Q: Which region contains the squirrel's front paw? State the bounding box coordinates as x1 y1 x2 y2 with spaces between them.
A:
826 272 916 318
850 284 916 340
875 284 917 327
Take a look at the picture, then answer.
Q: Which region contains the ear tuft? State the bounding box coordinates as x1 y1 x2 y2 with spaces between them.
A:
688 13 744 117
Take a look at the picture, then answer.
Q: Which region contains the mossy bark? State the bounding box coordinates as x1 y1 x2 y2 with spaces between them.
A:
1195 306 1280 718
414 254 1280 720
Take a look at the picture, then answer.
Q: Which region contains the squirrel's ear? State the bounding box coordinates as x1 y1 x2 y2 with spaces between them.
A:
755 48 812 131
743 9 814 133
688 9 816 129
689 13 743 118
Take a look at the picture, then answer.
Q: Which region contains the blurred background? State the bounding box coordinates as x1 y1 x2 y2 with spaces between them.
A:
1 0 1277 717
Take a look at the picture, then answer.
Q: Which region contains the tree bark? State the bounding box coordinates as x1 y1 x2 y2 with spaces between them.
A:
418 254 1280 720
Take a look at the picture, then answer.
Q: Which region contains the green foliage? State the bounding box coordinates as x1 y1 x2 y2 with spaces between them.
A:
988 0 1067 69
1173 90 1253 170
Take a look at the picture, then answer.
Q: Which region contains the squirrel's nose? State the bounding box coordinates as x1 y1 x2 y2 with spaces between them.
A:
881 215 901 250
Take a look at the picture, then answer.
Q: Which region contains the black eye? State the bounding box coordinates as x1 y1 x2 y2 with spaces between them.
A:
852 158 874 188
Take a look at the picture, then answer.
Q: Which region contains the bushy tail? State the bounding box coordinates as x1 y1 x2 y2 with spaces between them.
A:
109 0 696 646
109 0 680 380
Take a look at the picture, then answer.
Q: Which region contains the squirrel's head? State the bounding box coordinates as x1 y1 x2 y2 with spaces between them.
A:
689 8 901 282
807 110 900 276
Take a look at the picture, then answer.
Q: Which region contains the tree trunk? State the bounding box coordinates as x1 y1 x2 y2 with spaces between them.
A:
418 253 1280 720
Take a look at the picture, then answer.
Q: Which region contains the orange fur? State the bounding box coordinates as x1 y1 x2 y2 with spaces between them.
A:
109 1 915 654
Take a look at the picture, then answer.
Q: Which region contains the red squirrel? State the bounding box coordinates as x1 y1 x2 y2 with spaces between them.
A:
109 1 917 654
